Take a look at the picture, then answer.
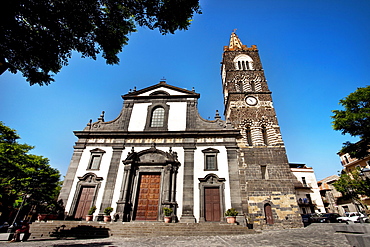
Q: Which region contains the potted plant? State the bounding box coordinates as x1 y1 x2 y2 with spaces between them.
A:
86 206 96 221
103 207 113 222
225 208 238 224
163 207 173 223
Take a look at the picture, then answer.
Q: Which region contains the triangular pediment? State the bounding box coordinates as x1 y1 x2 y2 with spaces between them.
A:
122 81 199 99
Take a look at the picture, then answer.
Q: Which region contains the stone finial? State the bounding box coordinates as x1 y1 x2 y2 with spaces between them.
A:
160 77 166 84
87 119 92 129
192 87 195 92
215 110 221 119
98 111 105 122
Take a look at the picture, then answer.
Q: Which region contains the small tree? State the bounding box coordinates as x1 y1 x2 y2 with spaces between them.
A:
163 207 173 216
332 85 370 159
104 207 113 216
333 169 370 210
225 208 238 217
88 206 97 215
0 121 61 222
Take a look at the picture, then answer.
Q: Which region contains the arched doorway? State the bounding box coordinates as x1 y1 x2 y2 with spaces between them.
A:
264 203 274 225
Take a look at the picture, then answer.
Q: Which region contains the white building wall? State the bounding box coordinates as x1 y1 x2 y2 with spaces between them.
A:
128 103 150 131
139 87 188 96
64 146 114 214
167 102 187 131
193 146 231 221
291 168 325 213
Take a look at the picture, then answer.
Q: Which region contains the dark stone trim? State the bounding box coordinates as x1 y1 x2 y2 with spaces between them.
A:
180 146 196 223
98 144 125 215
144 102 170 131
74 130 241 139
58 147 85 207
68 173 103 218
198 174 226 222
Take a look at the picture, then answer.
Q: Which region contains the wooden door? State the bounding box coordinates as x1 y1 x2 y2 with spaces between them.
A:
264 203 274 224
74 186 95 219
135 174 161 221
204 187 221 222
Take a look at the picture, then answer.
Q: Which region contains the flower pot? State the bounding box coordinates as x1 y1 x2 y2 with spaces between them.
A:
104 215 111 222
226 216 236 224
164 216 172 223
86 215 93 221
37 214 47 221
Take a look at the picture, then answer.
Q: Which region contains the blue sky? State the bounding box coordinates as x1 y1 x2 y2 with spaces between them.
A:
1 0 369 181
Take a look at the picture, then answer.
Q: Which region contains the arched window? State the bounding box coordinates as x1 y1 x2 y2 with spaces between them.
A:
261 126 268 145
250 81 255 92
150 107 165 127
234 55 254 70
246 126 252 146
238 81 244 92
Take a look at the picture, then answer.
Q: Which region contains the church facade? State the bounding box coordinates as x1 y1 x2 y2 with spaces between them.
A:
59 33 302 228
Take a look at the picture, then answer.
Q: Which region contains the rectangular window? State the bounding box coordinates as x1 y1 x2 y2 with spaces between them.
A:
89 155 102 170
261 165 267 179
302 177 307 186
206 155 216 170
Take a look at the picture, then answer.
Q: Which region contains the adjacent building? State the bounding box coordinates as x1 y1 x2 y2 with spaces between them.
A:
290 163 325 214
59 32 302 228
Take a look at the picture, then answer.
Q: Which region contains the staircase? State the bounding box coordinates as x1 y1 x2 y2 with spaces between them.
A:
29 221 256 240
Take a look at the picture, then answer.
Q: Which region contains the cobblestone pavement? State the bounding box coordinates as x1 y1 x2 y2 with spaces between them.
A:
0 223 351 247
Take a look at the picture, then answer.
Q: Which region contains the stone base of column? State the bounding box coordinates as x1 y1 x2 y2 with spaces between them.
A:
180 215 196 223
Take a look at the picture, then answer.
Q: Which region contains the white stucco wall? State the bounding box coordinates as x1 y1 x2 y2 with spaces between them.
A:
193 146 231 221
65 146 114 214
291 168 325 213
167 102 187 131
127 103 150 131
139 87 188 96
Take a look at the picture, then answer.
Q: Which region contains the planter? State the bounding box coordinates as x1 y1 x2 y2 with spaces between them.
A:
37 214 58 221
226 216 236 224
86 215 93 221
164 216 172 223
103 215 111 222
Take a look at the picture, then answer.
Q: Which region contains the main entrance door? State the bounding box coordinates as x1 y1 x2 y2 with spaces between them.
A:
135 174 161 221
204 187 221 222
74 186 95 219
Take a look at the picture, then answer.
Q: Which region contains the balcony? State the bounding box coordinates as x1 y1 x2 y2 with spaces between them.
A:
294 182 312 189
297 198 316 206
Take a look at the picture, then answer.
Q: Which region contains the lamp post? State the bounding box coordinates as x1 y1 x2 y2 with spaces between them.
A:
7 194 31 233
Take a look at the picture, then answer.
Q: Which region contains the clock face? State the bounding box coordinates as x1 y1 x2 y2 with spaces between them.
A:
245 96 258 106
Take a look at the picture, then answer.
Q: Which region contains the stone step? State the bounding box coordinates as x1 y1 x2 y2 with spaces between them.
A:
29 221 256 240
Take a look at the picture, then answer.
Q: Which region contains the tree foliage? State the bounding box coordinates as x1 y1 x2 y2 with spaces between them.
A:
0 0 201 86
0 122 61 222
333 170 370 205
332 85 370 159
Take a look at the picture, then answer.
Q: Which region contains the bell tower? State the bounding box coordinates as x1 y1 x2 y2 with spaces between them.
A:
222 32 302 228
221 32 284 147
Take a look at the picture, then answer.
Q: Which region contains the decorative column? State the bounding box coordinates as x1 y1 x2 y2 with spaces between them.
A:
180 145 196 223
163 164 172 203
58 142 85 211
226 145 245 224
99 144 125 216
116 164 132 221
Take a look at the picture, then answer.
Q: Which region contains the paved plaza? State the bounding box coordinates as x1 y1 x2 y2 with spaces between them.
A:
0 223 352 247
